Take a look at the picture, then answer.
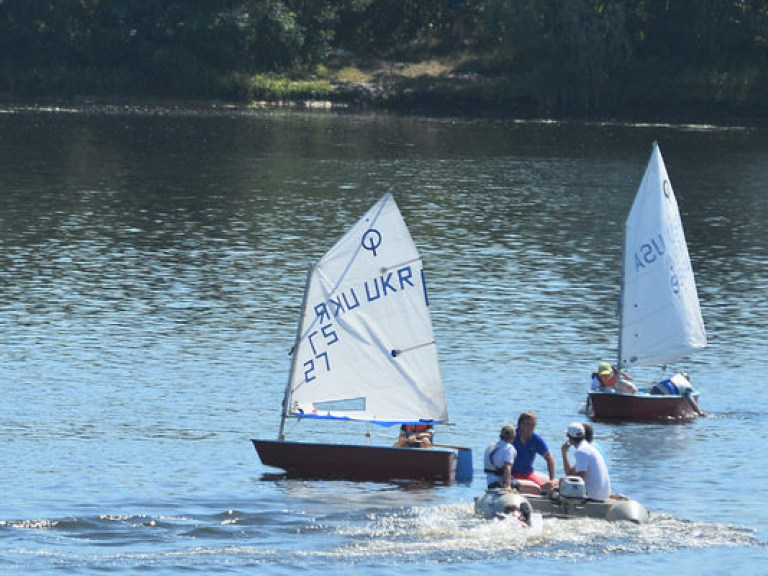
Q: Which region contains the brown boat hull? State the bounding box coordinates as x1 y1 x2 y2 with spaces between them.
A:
587 392 701 421
252 439 459 482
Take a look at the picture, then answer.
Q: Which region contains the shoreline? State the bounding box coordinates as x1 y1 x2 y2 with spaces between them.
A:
2 90 766 131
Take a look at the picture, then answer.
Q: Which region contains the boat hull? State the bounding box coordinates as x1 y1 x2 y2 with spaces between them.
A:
475 489 650 525
587 391 700 421
527 492 650 524
253 439 460 482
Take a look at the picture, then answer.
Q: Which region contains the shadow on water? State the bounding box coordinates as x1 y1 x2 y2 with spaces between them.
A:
260 472 457 490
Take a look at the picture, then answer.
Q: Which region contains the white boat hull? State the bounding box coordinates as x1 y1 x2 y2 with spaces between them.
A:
475 488 650 525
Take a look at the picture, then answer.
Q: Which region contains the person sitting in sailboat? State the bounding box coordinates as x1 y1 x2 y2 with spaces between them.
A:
484 424 520 491
393 423 434 448
650 372 692 395
591 362 637 394
650 372 706 415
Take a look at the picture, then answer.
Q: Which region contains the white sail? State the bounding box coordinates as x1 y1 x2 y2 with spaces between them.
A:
286 193 448 425
620 143 707 367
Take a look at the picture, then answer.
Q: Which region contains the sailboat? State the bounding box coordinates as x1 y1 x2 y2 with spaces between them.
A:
253 193 472 481
587 142 708 421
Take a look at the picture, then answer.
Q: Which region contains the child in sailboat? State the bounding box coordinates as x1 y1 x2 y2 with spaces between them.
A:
650 372 706 415
393 424 434 448
650 372 693 395
591 362 637 394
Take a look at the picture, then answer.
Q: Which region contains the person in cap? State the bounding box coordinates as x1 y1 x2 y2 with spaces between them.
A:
560 422 611 501
511 411 557 494
484 424 519 490
591 361 637 394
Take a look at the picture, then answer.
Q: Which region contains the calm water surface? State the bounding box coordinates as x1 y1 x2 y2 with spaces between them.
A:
1 105 767 574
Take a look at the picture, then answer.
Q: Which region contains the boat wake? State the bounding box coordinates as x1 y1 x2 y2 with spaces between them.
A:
1 503 764 571
330 503 763 562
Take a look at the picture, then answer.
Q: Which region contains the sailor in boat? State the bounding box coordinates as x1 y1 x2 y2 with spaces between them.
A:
650 372 706 416
559 422 611 501
511 411 558 495
591 362 637 394
393 424 434 448
484 424 519 490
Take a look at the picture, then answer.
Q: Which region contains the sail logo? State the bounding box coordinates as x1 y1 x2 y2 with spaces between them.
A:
633 234 666 272
361 228 383 256
663 179 672 199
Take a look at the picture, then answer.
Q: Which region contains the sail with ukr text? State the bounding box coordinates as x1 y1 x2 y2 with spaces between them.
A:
620 143 707 367
285 193 448 425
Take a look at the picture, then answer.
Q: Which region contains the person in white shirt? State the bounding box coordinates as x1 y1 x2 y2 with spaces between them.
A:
560 422 611 501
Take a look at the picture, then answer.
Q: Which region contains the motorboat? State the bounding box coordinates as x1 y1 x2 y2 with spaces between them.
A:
475 476 650 524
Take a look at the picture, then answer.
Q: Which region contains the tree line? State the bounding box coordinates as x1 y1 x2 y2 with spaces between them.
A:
2 1 767 118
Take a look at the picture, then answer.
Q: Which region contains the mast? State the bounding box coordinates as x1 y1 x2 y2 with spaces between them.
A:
616 159 631 377
616 248 626 377
277 263 314 441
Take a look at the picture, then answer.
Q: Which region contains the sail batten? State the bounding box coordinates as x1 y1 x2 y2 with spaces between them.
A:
286 193 448 425
619 143 707 368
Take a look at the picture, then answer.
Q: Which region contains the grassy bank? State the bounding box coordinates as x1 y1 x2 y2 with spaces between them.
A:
4 53 766 127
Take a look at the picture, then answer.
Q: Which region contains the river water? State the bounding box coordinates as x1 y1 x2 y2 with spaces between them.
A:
1 105 767 574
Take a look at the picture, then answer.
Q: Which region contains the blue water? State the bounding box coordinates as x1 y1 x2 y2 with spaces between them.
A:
1 105 767 574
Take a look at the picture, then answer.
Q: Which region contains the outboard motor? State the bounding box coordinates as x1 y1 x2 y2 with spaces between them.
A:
560 476 586 499
556 476 586 515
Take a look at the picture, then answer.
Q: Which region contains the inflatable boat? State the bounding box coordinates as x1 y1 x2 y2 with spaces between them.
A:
475 476 650 525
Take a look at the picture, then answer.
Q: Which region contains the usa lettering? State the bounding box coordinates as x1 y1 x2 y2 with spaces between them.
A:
633 234 666 272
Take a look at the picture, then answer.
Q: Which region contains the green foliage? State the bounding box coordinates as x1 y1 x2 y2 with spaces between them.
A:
477 0 633 112
1 0 767 118
241 1 305 71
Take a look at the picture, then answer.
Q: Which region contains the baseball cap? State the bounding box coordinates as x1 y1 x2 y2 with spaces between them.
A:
567 422 585 438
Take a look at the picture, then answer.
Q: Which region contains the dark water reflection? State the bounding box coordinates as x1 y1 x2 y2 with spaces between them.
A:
1 106 767 573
